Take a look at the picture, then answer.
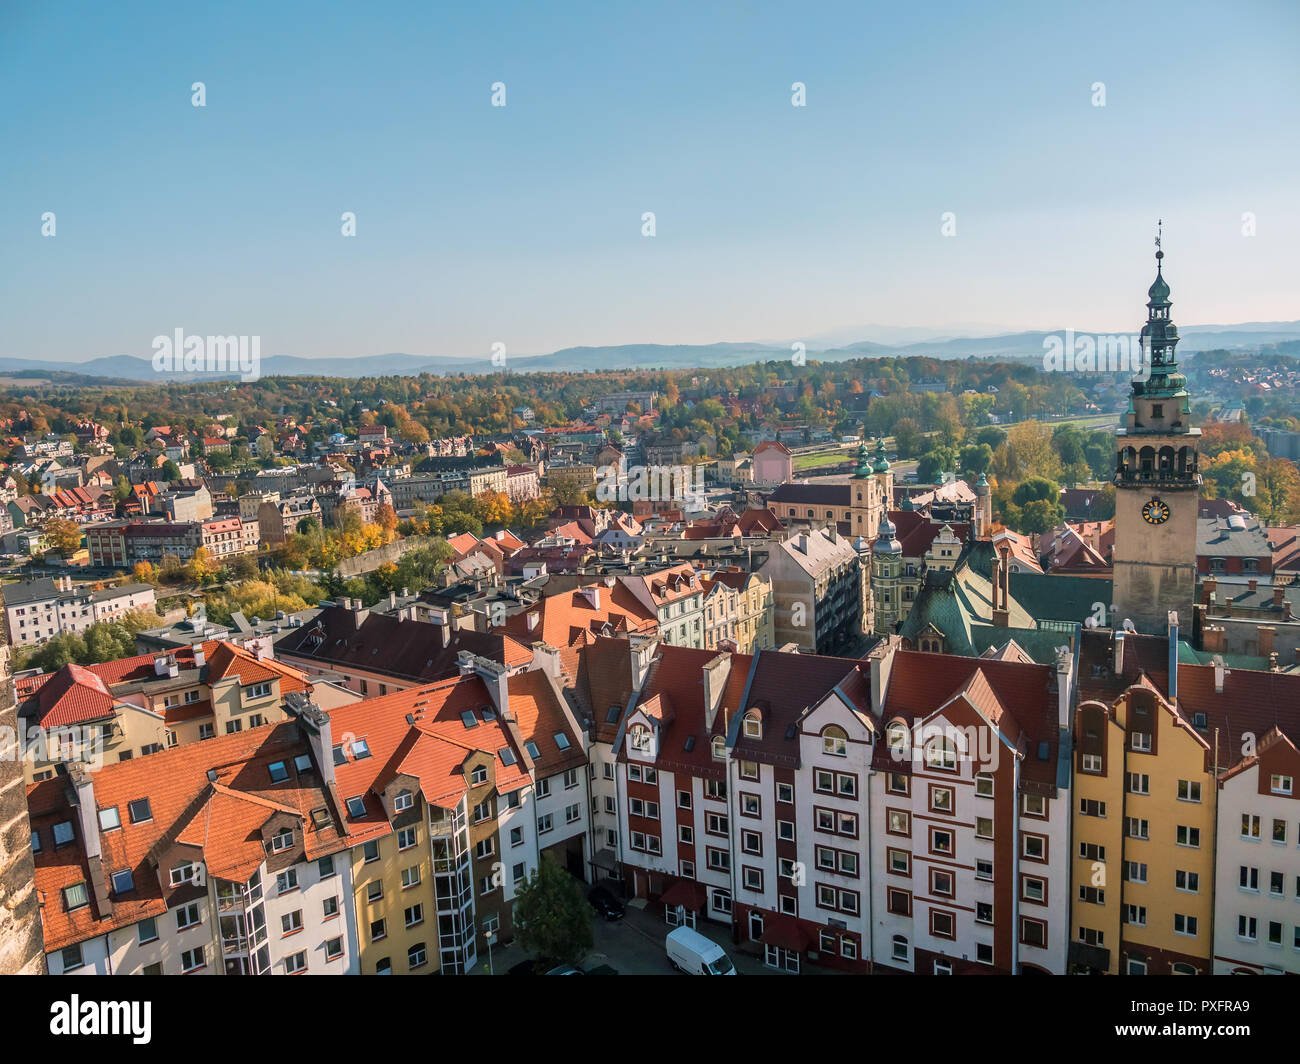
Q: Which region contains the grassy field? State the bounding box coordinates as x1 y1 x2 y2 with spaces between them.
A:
793 450 854 471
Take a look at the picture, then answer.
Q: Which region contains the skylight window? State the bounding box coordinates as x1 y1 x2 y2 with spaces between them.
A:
499 747 517 766
110 868 134 895
294 754 312 773
332 744 347 765
460 710 479 729
98 806 121 831
525 741 540 759
128 798 151 824
52 821 75 846
268 761 289 783
554 732 570 750
351 738 371 760
346 796 367 818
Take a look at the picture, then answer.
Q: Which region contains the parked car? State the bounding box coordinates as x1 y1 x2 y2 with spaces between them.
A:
544 964 584 975
666 926 737 975
588 886 625 921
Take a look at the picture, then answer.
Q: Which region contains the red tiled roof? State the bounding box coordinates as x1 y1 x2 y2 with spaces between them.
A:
28 722 343 952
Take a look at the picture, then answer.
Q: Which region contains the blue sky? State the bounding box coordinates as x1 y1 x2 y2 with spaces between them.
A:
1 0 1297 364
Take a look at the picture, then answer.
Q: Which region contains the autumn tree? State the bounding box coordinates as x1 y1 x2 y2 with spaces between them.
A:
44 518 84 558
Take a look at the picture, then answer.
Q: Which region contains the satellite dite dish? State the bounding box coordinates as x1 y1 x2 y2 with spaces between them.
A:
1122 619 1136 633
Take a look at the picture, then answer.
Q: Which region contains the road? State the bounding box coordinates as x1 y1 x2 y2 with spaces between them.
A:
475 898 842 976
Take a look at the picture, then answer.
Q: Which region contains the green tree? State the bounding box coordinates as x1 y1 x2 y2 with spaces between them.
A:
512 855 594 968
916 447 957 484
161 459 182 481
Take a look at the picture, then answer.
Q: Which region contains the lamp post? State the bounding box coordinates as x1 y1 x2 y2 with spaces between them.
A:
484 927 495 975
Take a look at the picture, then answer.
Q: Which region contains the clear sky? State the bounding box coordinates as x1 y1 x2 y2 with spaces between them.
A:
1 0 1297 364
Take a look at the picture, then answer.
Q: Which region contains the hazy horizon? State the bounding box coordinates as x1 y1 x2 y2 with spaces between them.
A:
2 0 1297 364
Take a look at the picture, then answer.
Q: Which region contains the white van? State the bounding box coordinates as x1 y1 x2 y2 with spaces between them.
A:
666 926 737 975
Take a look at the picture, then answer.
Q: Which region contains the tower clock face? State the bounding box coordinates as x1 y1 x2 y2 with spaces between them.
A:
1142 498 1171 525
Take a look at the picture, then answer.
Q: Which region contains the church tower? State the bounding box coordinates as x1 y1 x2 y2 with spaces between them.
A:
870 510 904 635
850 438 891 542
1111 228 1201 635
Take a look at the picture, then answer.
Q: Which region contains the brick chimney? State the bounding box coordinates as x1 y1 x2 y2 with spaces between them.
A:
1249 578 1258 593
1259 626 1276 659
1203 577 1217 604
1274 585 1286 607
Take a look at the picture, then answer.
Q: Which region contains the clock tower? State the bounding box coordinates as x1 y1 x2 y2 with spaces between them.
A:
1111 229 1201 635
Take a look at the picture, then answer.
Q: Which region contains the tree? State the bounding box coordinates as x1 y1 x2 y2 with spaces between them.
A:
958 443 993 480
161 459 182 481
187 547 220 585
891 418 922 459
132 561 158 584
375 503 398 537
916 447 957 484
512 855 594 968
44 518 84 558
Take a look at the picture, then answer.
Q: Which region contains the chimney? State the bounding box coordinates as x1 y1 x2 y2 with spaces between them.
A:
1249 578 1258 593
629 633 656 689
1285 602 1293 622
1113 630 1126 676
459 652 511 720
389 591 396 609
1203 625 1225 654
701 653 732 731
193 646 205 668
1203 577 1217 604
1167 611 1179 704
1213 655 1226 694
526 612 540 634
1259 625 1276 659
1271 651 1280 672
284 693 334 787
1224 597 1232 617
69 766 100 861
154 656 168 676
582 585 602 610
1055 644 1073 732
1274 585 1286 607
531 643 562 679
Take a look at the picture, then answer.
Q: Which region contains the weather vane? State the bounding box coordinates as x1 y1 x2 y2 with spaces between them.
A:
1155 218 1163 261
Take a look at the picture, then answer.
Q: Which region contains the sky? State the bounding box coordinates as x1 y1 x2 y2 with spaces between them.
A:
1 0 1298 365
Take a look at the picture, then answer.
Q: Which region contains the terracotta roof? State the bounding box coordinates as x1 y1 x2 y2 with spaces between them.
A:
32 664 117 727
28 722 343 953
506 670 586 777
327 675 533 842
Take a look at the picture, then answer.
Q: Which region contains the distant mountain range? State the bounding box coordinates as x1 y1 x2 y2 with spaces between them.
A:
4 321 1298 383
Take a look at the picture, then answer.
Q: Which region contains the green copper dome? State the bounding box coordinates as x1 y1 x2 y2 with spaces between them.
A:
854 441 872 478
1147 262 1170 306
872 437 891 473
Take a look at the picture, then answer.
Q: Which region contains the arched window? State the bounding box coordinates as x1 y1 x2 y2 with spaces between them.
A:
925 737 957 771
886 721 909 756
891 934 909 962
629 724 651 753
743 711 762 740
1170 962 1196 975
711 736 727 761
822 725 848 757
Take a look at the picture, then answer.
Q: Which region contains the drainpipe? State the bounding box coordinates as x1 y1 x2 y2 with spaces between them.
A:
864 765 876 970
1012 754 1021 975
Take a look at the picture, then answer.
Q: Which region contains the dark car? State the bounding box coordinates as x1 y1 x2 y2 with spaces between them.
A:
588 886 625 921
